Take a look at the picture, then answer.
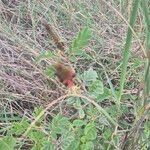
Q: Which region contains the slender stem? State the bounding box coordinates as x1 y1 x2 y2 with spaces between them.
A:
118 0 141 104
141 0 150 105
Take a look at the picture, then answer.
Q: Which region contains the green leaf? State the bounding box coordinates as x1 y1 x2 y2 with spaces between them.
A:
73 98 82 109
42 141 55 150
73 119 86 127
0 136 16 150
83 68 98 83
11 119 30 135
51 132 57 140
79 109 85 119
33 106 44 124
67 139 80 150
86 105 99 117
50 114 71 134
28 130 46 143
31 143 42 150
80 136 87 143
36 51 54 63
70 27 91 55
106 105 118 118
61 132 75 150
89 80 104 98
80 141 94 150
66 97 76 105
84 123 97 140
44 66 55 78
96 87 111 102
103 128 112 140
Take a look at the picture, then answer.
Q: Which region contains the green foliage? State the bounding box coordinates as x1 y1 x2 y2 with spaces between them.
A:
11 119 30 135
42 141 55 150
50 114 71 135
78 108 85 119
73 119 86 127
83 67 98 82
86 104 99 119
0 136 16 150
68 27 92 62
61 132 76 150
70 27 91 54
36 50 56 80
82 67 111 101
103 128 112 140
28 130 47 150
79 123 97 150
44 66 55 78
46 114 98 150
88 80 104 98
80 141 94 150
33 106 44 124
67 97 86 119
97 87 111 101
83 122 97 141
36 51 54 63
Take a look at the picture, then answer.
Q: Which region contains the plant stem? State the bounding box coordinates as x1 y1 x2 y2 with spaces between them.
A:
141 0 150 105
118 0 141 105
